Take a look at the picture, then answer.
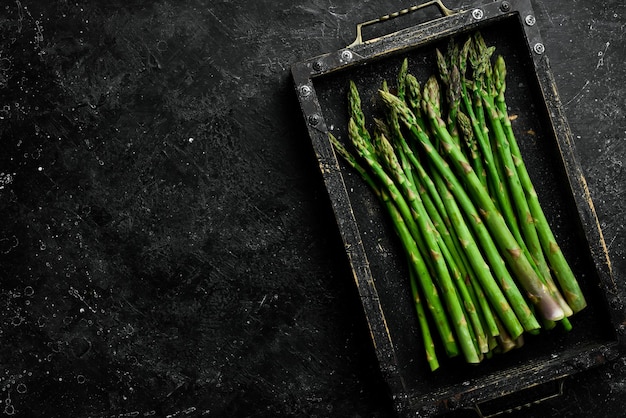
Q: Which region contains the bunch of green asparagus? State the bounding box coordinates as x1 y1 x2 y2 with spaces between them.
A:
329 32 586 370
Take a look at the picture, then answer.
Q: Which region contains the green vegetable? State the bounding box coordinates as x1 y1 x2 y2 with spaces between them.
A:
328 32 585 369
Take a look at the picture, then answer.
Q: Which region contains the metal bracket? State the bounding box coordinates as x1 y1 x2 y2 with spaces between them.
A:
474 378 565 418
346 0 458 48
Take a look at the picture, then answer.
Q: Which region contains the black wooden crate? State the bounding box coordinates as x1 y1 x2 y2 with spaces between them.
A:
291 0 625 416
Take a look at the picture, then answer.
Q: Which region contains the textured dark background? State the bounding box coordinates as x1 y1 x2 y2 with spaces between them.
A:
0 0 624 417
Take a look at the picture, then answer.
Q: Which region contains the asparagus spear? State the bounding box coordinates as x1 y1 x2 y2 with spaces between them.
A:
457 111 485 186
465 39 519 237
346 81 466 355
479 79 573 317
458 38 490 186
429 167 502 340
380 87 564 323
436 49 461 143
425 83 564 322
397 58 409 102
348 80 373 149
409 265 440 371
381 89 535 335
330 32 586 368
405 73 431 138
380 78 482 356
347 117 460 357
382 86 515 339
492 55 586 313
373 129 480 364
381 102 488 354
329 132 443 369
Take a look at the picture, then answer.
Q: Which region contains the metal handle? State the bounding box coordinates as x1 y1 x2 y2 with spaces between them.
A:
473 378 565 418
347 0 456 48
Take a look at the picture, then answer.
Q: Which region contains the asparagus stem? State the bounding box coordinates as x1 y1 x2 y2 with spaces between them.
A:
381 91 532 336
478 60 565 310
494 314 516 354
409 264 440 371
430 169 502 340
387 118 488 354
381 80 483 356
457 111 485 188
424 89 564 322
384 186 458 360
348 80 373 152
467 44 519 238
397 58 409 102
480 88 574 318
347 117 460 357
560 317 573 332
383 100 514 340
329 132 444 369
374 129 480 363
469 264 501 340
405 73 429 135
328 132 379 193
436 48 461 143
330 33 586 369
492 55 586 314
459 39 488 188
380 87 563 324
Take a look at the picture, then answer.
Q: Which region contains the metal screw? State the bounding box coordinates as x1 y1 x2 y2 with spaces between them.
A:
533 42 545 54
341 50 353 62
500 1 511 12
308 114 320 126
313 60 324 71
525 15 536 26
299 85 312 97
471 8 484 20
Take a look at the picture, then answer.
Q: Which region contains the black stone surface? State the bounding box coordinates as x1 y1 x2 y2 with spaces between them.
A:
0 1 624 417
